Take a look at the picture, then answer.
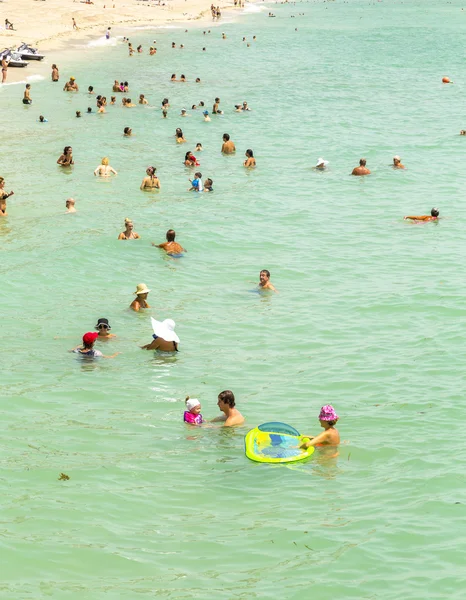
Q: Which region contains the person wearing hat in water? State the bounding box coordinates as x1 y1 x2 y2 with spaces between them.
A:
118 218 140 240
404 208 439 222
211 390 244 427
351 158 370 176
392 155 405 169
300 405 340 454
95 318 116 339
314 158 329 170
152 229 186 256
184 397 204 424
141 317 180 352
130 283 151 311
63 76 79 92
71 332 118 358
203 111 211 122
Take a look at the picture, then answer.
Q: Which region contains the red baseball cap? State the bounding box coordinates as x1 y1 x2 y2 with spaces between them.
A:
83 332 99 344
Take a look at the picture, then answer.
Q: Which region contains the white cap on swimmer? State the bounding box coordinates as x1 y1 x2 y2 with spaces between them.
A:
186 398 200 411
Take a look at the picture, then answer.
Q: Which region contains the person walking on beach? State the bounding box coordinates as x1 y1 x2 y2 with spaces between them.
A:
130 283 151 312
152 229 185 255
51 64 59 82
22 84 32 105
0 177 14 217
1 57 8 84
221 133 236 154
63 76 79 92
211 390 244 427
351 158 371 176
72 18 78 30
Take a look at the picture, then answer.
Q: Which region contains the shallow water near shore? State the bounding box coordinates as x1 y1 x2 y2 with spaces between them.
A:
2 1 466 598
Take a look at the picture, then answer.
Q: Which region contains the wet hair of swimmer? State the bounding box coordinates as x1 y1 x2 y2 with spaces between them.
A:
359 158 367 166
176 128 184 137
245 149 254 158
166 229 176 242
76 111 81 117
88 86 93 92
431 208 440 217
223 133 230 141
87 107 92 113
260 269 271 278
146 166 156 175
124 127 131 134
218 390 235 407
194 171 202 178
64 146 72 154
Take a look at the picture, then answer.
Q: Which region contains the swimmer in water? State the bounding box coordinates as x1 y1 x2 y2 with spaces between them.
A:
63 76 79 92
130 283 151 312
141 318 179 352
392 155 405 169
211 390 245 427
23 84 32 105
351 158 371 176
118 218 140 239
184 397 204 425
212 97 223 114
39 115 48 123
123 127 132 136
139 94 148 105
300 405 340 455
203 177 214 192
94 157 117 177
188 172 203 192
244 148 256 168
258 269 277 293
152 229 186 255
314 158 329 170
221 133 236 154
140 166 161 190
57 146 74 167
176 128 187 143
0 176 14 217
95 318 116 339
403 208 439 222
70 332 119 358
65 198 76 213
195 143 203 152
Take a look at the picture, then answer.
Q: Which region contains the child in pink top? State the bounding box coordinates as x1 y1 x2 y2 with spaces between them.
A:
184 397 204 425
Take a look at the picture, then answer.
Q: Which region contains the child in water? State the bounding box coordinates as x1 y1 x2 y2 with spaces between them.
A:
300 405 340 449
184 397 204 425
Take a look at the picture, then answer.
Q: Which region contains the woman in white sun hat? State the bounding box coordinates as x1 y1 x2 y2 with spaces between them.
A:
314 158 329 170
130 283 151 312
141 317 180 352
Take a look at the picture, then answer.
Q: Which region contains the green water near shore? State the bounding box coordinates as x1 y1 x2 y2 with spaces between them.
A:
2 1 466 597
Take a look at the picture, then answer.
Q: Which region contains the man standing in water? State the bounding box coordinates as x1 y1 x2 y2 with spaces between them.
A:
351 158 371 176
211 390 244 427
152 230 186 255
221 133 236 154
259 269 278 293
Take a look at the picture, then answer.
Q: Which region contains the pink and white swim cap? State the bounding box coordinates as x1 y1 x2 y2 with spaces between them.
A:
319 405 339 422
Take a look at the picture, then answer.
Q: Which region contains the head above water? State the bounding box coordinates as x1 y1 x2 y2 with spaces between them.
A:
431 208 439 217
218 390 235 408
245 149 254 158
166 229 176 242
101 157 109 166
319 404 339 426
359 158 367 166
223 133 230 141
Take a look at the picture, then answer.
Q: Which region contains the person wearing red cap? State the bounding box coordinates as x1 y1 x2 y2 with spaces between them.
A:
71 332 118 358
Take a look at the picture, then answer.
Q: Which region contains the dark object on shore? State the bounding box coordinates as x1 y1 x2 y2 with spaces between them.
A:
58 472 70 481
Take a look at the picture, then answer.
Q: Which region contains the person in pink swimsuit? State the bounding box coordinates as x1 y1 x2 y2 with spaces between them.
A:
184 397 204 425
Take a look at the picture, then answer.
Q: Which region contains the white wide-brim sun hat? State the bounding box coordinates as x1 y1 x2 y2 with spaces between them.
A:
151 317 180 343
316 157 329 167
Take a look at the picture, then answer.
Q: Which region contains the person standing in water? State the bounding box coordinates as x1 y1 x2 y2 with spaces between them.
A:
300 405 340 456
152 229 186 255
22 84 32 105
258 269 277 292
392 155 405 169
140 166 161 190
221 133 236 154
57 146 74 167
0 176 14 217
95 318 116 339
51 64 59 82
244 149 256 168
351 158 370 176
211 390 244 427
130 283 151 311
65 198 76 213
118 218 140 239
63 76 79 92
94 157 117 177
404 208 439 222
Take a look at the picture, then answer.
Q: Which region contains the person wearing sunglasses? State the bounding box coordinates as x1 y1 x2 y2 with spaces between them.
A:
95 318 116 339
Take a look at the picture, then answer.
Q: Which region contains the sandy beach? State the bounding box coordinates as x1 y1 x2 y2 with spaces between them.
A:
0 0 236 82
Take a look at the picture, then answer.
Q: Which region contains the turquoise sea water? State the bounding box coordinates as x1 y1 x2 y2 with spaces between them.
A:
2 0 466 597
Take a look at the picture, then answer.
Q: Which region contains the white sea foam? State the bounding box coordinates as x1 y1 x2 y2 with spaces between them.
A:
26 74 45 82
242 3 269 12
86 36 118 48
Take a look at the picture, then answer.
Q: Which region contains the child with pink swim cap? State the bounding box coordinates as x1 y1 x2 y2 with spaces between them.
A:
300 405 340 450
183 396 204 425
